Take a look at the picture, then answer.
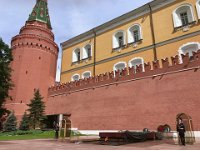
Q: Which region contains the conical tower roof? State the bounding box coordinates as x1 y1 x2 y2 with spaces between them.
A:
28 0 52 29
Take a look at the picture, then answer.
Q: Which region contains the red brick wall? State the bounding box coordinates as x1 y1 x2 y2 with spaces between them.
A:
46 53 200 131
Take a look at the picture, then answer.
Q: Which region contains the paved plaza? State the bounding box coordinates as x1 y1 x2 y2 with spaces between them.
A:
0 139 200 150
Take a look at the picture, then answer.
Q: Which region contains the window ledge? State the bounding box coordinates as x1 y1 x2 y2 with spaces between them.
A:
112 44 126 52
82 56 92 61
71 60 81 65
128 39 143 46
72 56 92 65
174 21 196 32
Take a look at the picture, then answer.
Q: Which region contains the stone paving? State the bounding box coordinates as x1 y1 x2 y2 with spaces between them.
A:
0 139 200 150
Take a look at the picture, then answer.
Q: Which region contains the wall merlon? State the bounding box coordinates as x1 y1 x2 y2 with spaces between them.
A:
171 55 179 66
136 64 143 73
128 67 134 77
144 62 151 72
115 70 120 80
161 58 169 69
103 73 109 81
109 71 114 79
193 51 200 61
152 60 160 70
181 53 190 65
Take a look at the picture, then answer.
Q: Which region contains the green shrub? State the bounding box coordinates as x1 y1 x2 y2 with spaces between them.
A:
3 112 17 132
19 112 30 131
13 130 33 135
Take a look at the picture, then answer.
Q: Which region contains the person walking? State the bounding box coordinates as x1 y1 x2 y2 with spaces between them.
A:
177 118 186 146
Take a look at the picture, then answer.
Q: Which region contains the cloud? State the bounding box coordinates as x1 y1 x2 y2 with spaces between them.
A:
49 0 151 44
67 8 92 36
0 0 35 44
0 0 151 82
63 0 110 6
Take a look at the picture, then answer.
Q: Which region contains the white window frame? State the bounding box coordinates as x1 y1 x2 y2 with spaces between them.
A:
82 71 91 79
178 42 200 63
113 62 127 72
196 0 200 19
71 74 80 81
172 4 195 28
112 30 126 49
128 24 142 44
72 48 81 63
82 44 92 59
128 57 145 72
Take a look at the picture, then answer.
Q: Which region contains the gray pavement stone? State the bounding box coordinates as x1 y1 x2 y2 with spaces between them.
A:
0 139 199 150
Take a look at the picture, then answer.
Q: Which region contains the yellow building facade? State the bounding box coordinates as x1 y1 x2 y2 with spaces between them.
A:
61 0 200 83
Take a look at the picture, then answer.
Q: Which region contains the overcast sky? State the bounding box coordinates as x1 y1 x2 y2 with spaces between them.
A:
0 0 151 81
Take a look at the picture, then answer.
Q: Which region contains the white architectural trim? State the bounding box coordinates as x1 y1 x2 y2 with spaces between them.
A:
178 42 200 63
128 57 145 72
72 48 81 62
71 74 80 81
172 3 195 27
196 0 200 19
112 30 126 49
194 131 200 138
82 71 91 79
82 43 92 59
58 114 63 127
127 24 142 43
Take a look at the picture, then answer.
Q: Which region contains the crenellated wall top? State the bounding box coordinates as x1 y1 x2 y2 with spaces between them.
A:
48 50 200 96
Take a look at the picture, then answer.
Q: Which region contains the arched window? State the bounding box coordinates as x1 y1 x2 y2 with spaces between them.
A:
113 62 127 72
83 44 92 59
129 57 144 72
82 71 91 79
172 4 195 28
196 0 200 19
112 31 126 49
71 74 80 81
128 24 142 44
178 42 200 62
72 48 81 63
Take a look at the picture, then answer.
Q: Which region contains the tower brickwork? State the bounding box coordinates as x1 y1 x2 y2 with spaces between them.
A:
5 0 58 120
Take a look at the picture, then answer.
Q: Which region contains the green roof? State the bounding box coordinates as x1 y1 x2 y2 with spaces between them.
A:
28 0 52 29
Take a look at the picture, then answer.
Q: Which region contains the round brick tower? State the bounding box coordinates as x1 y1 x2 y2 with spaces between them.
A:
5 0 58 120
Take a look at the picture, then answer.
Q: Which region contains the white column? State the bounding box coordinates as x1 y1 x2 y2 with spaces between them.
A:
59 114 63 127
